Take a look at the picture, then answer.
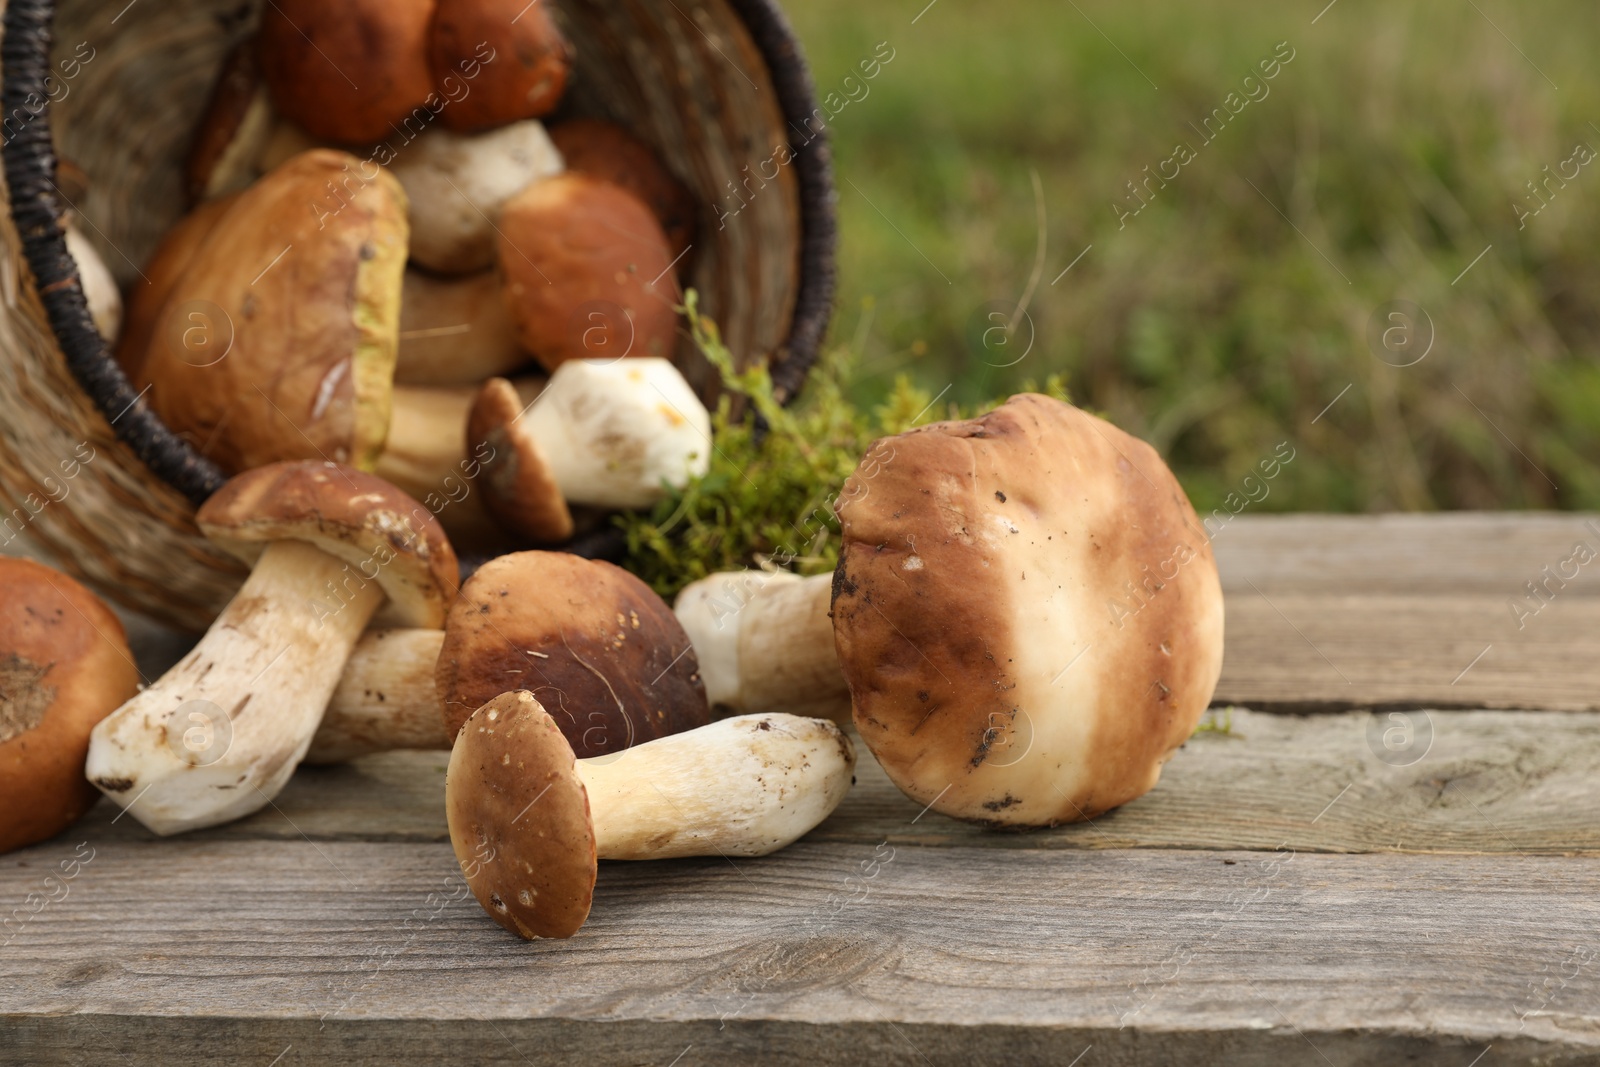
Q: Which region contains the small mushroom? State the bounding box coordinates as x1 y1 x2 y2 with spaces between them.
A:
436 551 711 749
137 149 409 475
448 691 855 939
257 0 436 145
306 628 449 765
471 357 710 534
85 461 458 835
675 394 1227 827
498 173 681 370
549 118 697 263
185 40 274 203
0 559 139 854
389 120 564 275
64 225 122 344
396 268 529 385
115 193 239 382
430 0 572 133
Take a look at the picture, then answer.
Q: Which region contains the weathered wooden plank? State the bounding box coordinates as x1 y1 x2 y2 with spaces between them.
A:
3 840 1598 1064
60 709 1600 855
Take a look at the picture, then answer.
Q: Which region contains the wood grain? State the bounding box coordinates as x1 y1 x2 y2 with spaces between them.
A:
3 839 1598 1064
56 709 1600 855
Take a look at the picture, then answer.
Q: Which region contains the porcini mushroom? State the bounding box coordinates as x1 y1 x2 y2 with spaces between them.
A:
85 461 458 835
469 358 710 541
306 628 449 764
396 268 528 385
498 173 681 370
549 118 696 262
257 0 436 145
436 551 711 749
115 193 239 381
448 691 855 939
185 41 274 203
136 150 409 475
430 0 572 133
389 120 564 275
0 559 139 854
675 394 1226 827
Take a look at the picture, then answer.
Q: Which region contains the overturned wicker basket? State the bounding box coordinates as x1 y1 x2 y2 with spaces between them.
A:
0 0 835 630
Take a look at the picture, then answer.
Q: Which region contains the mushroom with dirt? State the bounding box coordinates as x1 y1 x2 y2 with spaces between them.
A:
0 558 139 854
84 461 458 835
674 393 1226 827
447 690 855 939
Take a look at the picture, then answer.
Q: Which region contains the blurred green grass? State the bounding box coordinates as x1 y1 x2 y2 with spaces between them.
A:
783 0 1600 513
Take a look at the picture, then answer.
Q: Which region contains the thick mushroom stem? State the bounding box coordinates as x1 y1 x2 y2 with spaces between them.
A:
675 571 848 723
579 713 856 859
396 269 528 386
85 540 384 835
306 628 449 764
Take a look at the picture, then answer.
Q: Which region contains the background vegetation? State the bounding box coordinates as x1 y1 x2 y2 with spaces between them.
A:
783 0 1600 513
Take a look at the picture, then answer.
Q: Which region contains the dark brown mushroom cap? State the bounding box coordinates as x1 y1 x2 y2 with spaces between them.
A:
436 551 711 751
832 394 1226 827
0 558 139 854
198 461 460 629
258 0 437 144
549 118 697 263
446 690 596 939
466 377 573 543
137 149 409 476
430 0 572 132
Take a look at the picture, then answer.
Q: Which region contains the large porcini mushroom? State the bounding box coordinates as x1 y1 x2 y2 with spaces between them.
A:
115 193 239 382
396 268 528 385
0 559 139 854
85 461 458 835
498 172 680 370
675 394 1226 827
257 0 436 145
549 118 696 262
469 357 710 538
137 150 409 475
430 0 572 133
436 551 711 750
389 120 563 275
447 691 855 939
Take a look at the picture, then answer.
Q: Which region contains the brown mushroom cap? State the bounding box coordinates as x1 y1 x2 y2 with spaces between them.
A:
549 118 696 263
0 558 139 854
497 173 680 371
430 0 572 132
446 690 596 939
466 377 573 543
832 394 1226 827
115 193 240 383
197 460 460 629
258 0 437 144
138 149 409 475
436 551 710 749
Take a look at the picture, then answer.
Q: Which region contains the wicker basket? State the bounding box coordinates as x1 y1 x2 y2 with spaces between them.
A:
0 0 836 630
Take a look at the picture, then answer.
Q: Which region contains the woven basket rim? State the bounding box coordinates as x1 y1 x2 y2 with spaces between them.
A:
0 0 837 509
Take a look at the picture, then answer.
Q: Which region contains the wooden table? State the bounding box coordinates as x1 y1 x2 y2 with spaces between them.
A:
6 514 1600 1065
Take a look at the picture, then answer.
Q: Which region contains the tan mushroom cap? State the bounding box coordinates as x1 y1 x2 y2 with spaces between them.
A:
0 558 139 854
258 0 436 145
138 149 409 475
466 377 572 543
833 394 1225 827
549 119 697 262
115 193 239 383
497 173 680 371
446 690 596 940
431 0 572 132
197 461 460 629
436 551 711 749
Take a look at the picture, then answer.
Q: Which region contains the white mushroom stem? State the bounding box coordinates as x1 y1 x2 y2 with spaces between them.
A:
580 713 855 859
65 225 122 343
397 269 528 386
675 571 848 724
512 358 711 509
305 628 449 764
85 540 384 835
